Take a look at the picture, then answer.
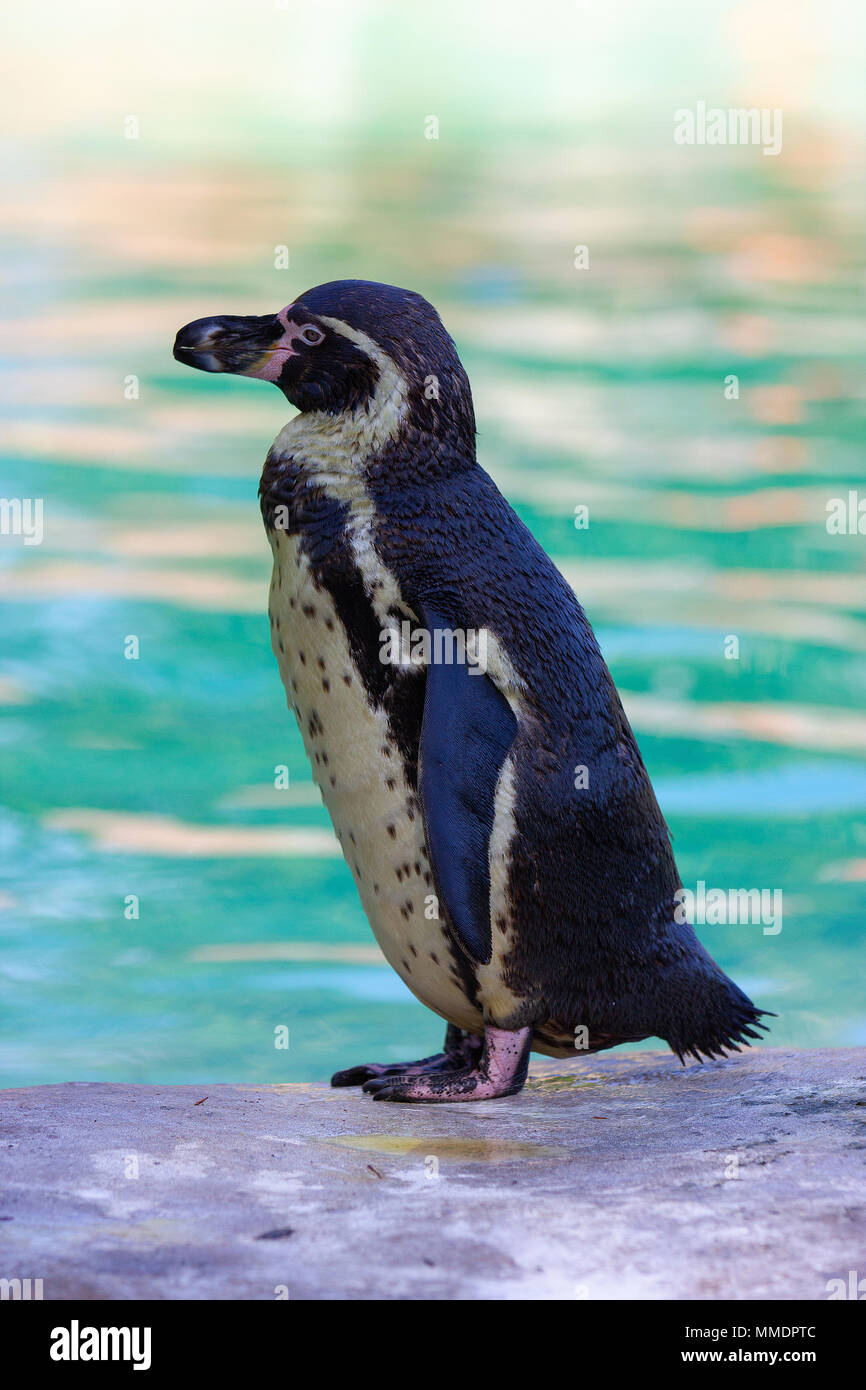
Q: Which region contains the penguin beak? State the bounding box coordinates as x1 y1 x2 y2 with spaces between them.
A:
173 313 290 378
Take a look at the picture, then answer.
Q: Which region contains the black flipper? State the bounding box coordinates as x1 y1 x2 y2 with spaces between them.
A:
417 604 517 965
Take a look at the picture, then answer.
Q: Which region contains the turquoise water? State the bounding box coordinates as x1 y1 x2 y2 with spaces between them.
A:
2 107 866 1083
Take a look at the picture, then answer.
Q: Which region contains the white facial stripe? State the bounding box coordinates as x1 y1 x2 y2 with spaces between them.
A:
317 315 409 459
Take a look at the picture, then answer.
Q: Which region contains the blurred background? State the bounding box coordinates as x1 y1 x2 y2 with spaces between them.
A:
1 0 865 1085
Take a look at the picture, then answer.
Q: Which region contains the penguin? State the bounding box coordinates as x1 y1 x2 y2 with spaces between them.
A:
173 280 770 1103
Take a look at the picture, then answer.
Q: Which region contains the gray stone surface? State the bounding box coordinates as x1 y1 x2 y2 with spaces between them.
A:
1 1048 864 1300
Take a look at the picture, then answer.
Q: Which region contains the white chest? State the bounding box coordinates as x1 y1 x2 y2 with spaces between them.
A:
266 526 483 1034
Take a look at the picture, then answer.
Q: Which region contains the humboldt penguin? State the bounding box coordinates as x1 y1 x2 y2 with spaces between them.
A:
173 280 769 1102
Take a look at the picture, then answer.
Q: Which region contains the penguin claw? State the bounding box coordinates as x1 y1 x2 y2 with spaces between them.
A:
370 1084 424 1103
331 1051 460 1089
362 1075 416 1098
331 1033 484 1089
364 1073 448 1102
330 1065 384 1087
332 1062 424 1087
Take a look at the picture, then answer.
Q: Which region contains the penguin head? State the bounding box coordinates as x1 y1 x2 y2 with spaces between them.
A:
174 280 475 443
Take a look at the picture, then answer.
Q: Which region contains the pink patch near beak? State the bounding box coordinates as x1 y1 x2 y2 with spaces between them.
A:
243 306 304 382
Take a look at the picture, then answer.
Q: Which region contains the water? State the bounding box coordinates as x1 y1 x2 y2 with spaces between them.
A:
2 5 865 1085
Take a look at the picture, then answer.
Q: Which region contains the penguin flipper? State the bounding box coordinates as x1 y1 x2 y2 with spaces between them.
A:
416 604 517 966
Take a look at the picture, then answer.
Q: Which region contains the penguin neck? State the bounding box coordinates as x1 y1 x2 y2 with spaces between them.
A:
268 413 475 502
262 325 476 519
269 328 408 497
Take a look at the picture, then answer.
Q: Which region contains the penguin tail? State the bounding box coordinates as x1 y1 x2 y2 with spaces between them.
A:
665 996 774 1065
655 936 775 1064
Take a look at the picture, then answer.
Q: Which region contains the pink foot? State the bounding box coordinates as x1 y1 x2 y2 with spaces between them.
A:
362 1025 532 1103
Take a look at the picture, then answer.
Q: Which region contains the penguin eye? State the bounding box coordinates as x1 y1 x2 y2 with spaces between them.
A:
298 324 325 347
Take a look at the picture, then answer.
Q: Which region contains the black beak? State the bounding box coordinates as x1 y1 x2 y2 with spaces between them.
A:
173 313 283 375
